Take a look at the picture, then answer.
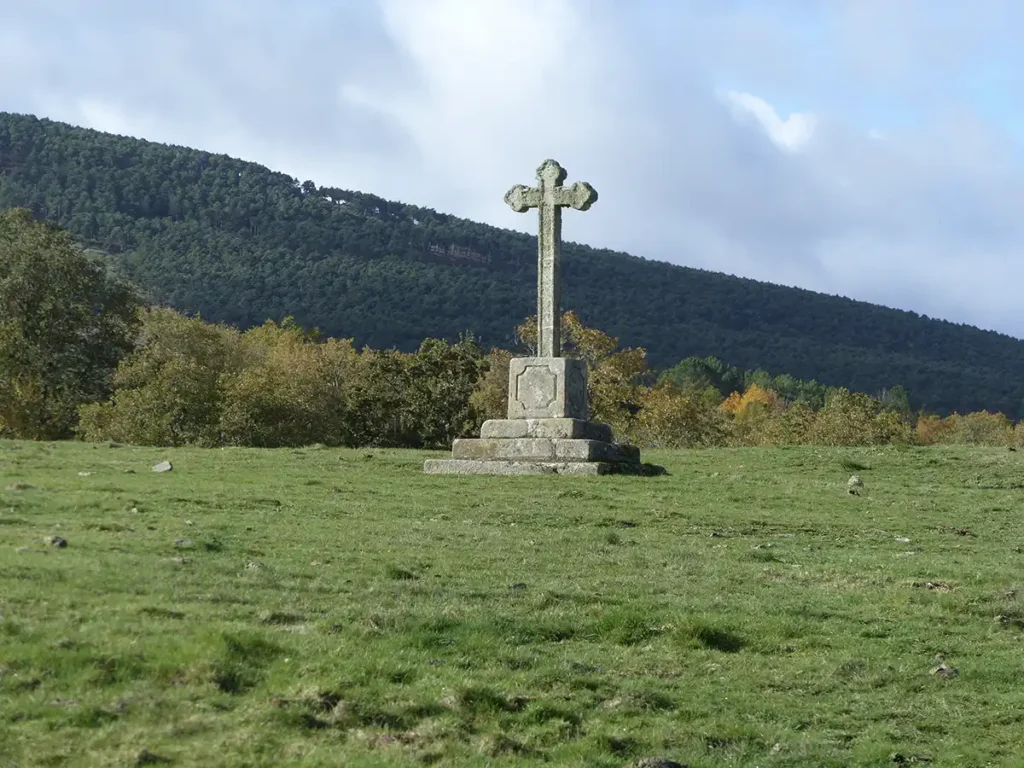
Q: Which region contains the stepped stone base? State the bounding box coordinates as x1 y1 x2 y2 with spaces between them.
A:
424 418 663 476
423 458 659 476
424 356 664 477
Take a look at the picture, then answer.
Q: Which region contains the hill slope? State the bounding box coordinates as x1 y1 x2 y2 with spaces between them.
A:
1 111 1022 415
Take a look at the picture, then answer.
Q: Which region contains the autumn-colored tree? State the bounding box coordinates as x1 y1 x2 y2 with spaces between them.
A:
914 413 956 445
722 384 807 446
720 384 779 415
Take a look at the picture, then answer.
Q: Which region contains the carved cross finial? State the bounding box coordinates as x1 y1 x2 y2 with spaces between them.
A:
504 160 597 358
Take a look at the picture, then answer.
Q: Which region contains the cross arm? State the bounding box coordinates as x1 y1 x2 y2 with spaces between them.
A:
504 184 543 213
552 181 598 211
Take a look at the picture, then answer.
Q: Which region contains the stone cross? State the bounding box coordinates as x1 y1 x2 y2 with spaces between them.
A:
505 160 597 358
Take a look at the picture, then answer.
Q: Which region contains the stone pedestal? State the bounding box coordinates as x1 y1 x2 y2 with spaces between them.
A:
507 357 588 419
424 357 661 476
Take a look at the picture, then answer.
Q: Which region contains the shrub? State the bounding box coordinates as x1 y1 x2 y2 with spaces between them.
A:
915 413 956 445
78 308 241 446
806 389 911 446
947 411 1014 446
219 320 362 447
628 385 729 448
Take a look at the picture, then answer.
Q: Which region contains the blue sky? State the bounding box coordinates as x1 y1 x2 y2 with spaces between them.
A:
1 0 1023 338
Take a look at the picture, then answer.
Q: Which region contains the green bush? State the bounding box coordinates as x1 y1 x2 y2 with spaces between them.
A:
1 209 140 438
78 308 240 446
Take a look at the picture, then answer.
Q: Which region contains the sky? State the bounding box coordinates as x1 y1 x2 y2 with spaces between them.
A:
2 0 1023 338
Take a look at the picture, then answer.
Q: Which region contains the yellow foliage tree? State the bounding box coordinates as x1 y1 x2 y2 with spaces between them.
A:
720 383 779 415
719 384 788 446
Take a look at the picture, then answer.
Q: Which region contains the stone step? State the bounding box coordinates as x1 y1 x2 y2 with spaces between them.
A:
424 459 622 476
451 437 638 463
480 418 613 442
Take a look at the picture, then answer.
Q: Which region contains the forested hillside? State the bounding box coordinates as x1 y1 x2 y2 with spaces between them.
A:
2 111 1023 416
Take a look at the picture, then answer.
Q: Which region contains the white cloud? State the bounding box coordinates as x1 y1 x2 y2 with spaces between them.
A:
723 91 817 152
1 0 1023 339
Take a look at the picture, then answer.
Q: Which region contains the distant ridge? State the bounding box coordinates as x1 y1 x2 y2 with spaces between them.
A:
1 110 1023 416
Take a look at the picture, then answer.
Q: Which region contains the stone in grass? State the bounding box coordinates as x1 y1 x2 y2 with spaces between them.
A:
152 460 173 473
930 654 959 678
133 748 171 765
632 759 688 768
847 475 864 495
174 538 194 549
891 753 933 765
45 535 68 548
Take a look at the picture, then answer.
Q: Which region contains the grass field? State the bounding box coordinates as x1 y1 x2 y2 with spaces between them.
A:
2 440 1024 767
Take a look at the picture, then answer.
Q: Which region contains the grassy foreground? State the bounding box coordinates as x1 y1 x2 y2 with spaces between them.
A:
2 441 1024 767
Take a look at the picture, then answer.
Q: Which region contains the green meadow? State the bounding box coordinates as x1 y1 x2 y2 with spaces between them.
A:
2 440 1024 767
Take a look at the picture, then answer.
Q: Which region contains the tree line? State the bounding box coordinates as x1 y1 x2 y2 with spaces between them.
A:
3 111 1024 416
2 209 1022 450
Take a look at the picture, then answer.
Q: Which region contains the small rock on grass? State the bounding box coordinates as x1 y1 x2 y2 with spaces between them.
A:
891 753 933 765
152 460 173 473
632 759 688 768
930 654 959 678
914 581 953 592
44 535 67 548
134 748 171 765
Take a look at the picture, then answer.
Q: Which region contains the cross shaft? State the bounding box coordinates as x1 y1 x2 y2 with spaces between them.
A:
504 159 597 358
